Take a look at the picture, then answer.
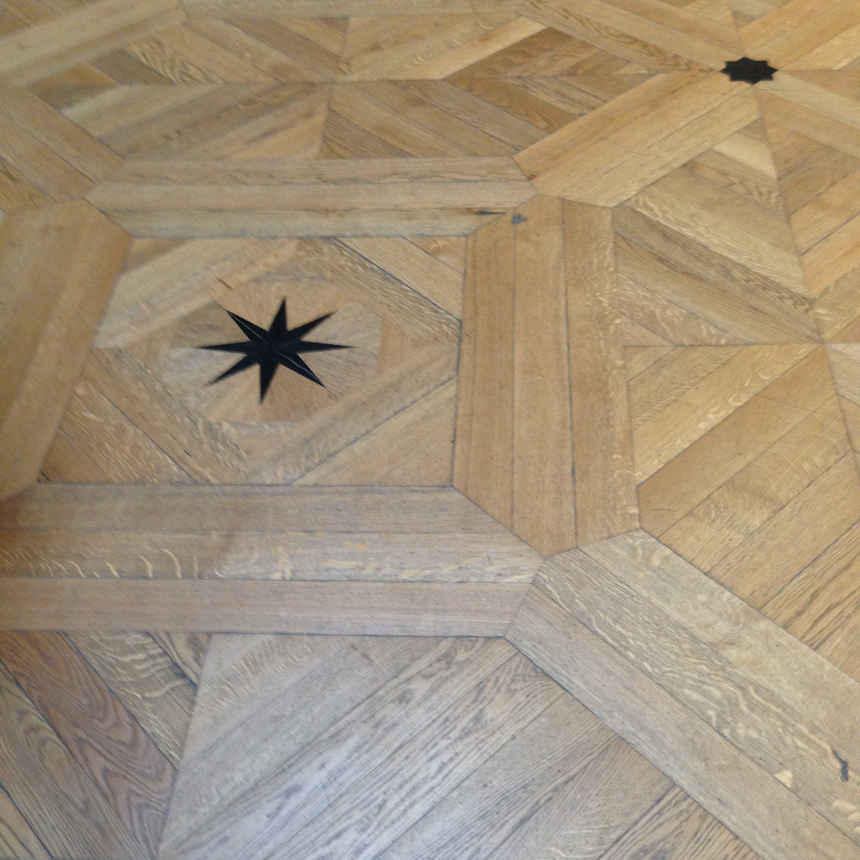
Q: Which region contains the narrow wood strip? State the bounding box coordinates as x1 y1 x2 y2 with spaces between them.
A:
103 158 528 185
0 202 130 500
512 196 576 556
454 210 516 531
507 588 860 860
0 527 542 583
0 485 501 533
183 0 519 16
0 580 529 635
98 209 527 239
565 201 638 544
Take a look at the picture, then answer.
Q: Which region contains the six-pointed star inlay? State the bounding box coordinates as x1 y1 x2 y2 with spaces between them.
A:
200 300 350 402
721 57 777 84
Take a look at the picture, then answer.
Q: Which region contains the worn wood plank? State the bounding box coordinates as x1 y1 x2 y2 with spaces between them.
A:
0 201 130 499
565 201 638 544
0 579 529 635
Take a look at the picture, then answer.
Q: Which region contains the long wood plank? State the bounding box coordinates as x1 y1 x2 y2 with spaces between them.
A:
85 158 537 238
0 201 130 500
564 201 639 543
0 485 513 533
507 587 860 860
0 580 529 634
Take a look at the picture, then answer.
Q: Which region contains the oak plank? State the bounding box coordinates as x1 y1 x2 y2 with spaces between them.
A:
82 349 249 484
0 783 49 860
565 201 638 544
454 210 516 531
0 484 515 533
0 579 529 635
512 196 576 555
165 638 520 860
162 635 439 851
584 532 860 775
67 631 197 766
599 787 760 860
0 201 130 499
264 651 561 860
341 236 464 319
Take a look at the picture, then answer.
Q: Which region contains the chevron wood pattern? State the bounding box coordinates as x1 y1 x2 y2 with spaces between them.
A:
3 0 860 859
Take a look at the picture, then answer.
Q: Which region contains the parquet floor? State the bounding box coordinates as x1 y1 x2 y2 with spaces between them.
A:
1 0 860 858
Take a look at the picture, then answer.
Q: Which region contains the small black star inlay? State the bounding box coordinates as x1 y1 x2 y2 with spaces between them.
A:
199 300 349 402
721 57 777 84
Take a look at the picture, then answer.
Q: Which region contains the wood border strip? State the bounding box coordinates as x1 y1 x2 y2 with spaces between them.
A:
0 579 529 636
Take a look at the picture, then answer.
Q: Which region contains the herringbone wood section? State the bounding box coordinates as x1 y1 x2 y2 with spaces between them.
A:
2 0 860 858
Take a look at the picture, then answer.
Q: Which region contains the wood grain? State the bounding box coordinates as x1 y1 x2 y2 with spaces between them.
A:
0 201 129 499
507 586 860 860
0 632 175 857
0 579 529 635
565 200 638 544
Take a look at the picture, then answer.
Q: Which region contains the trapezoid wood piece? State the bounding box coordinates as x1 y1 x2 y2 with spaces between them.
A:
0 200 130 500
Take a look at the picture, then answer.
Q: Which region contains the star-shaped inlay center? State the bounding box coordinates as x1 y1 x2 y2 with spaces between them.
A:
721 57 777 84
199 300 350 402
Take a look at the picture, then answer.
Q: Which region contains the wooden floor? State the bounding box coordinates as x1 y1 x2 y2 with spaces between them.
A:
1 0 860 857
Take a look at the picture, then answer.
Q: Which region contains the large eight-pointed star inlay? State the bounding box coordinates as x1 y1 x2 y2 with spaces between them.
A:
200 300 349 402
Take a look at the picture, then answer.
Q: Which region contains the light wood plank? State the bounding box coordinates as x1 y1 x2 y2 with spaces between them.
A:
0 201 129 499
0 484 514 533
565 201 638 544
584 532 860 781
454 209 516 532
164 638 522 860
165 635 438 848
511 196 576 556
0 579 529 635
256 651 560 860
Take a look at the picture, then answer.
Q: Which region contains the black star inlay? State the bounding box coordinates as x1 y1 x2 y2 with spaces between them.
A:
721 57 777 84
199 300 349 402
